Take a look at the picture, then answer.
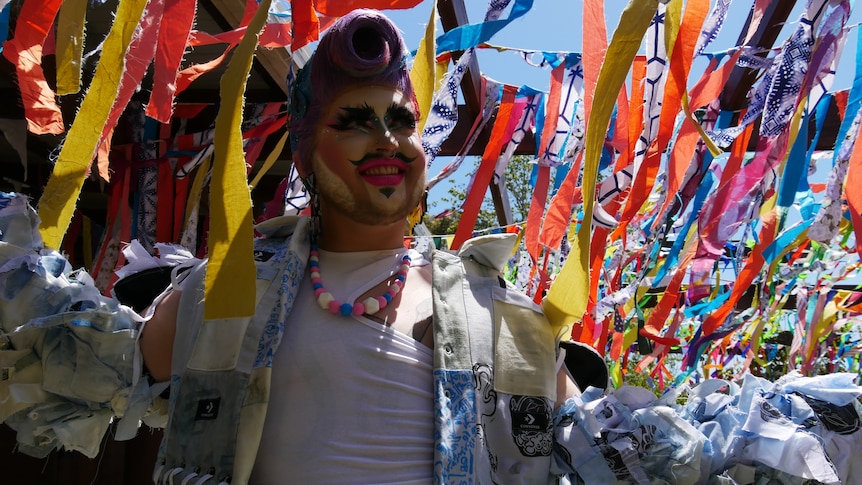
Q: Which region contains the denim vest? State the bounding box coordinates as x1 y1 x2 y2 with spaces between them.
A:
154 218 564 484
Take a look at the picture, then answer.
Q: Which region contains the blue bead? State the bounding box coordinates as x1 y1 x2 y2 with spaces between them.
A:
383 293 392 303
340 303 353 316
313 283 323 290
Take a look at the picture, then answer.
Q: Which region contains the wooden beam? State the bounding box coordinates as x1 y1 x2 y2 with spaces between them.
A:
206 0 291 96
436 0 484 117
719 0 797 112
438 106 537 156
437 0 514 226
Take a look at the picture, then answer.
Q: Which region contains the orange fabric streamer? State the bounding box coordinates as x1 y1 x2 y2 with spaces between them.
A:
527 64 565 258
845 113 862 258
702 208 778 336
582 0 607 118
658 49 743 222
641 240 697 344
538 64 566 163
2 0 64 134
616 0 709 237
539 0 609 252
628 56 647 161
540 153 583 250
450 84 518 250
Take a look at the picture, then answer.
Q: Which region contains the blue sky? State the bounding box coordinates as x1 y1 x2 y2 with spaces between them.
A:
382 1 862 211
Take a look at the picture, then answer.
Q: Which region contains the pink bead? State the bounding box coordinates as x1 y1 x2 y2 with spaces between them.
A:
377 296 388 309
352 302 365 315
328 300 341 314
387 287 398 296
314 288 325 298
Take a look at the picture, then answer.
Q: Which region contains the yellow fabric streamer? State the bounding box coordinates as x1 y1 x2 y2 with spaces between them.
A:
543 0 659 332
55 0 88 95
249 130 289 190
38 0 148 249
410 3 437 132
182 152 213 242
663 0 683 63
436 58 448 90
204 0 272 320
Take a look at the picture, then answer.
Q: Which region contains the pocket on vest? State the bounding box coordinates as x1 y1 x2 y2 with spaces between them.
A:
491 286 556 400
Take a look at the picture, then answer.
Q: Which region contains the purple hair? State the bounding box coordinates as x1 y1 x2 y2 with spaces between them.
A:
288 9 418 173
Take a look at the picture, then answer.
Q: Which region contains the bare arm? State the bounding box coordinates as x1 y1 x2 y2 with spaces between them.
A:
555 364 581 410
140 290 181 382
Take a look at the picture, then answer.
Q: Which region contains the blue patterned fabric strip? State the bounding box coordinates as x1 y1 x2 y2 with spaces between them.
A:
136 166 158 254
422 0 515 164
283 164 309 215
833 4 862 165
426 77 500 191
435 0 529 55
540 60 584 168
695 0 732 57
421 50 471 163
433 369 476 485
253 237 303 369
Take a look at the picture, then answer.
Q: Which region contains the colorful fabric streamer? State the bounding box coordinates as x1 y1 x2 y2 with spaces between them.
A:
204 0 272 319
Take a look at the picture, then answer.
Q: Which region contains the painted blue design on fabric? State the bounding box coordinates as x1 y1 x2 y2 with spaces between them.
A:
253 237 303 369
434 369 476 485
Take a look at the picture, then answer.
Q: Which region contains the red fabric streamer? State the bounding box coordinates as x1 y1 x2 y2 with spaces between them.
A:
451 84 518 250
2 0 64 134
640 242 698 345
157 161 175 243
313 0 423 16
146 0 197 123
175 48 237 95
173 175 190 242
243 109 286 170
290 0 319 51
95 0 166 181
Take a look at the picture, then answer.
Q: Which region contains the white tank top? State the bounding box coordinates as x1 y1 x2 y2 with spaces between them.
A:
250 248 434 484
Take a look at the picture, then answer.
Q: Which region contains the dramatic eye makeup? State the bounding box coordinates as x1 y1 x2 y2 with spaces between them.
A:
329 103 377 131
383 103 418 131
328 103 417 132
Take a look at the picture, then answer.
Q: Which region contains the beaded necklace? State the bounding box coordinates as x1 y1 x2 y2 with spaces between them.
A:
309 245 411 316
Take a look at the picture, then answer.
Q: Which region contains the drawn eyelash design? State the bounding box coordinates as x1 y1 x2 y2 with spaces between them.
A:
384 103 418 129
328 102 418 132
329 103 376 131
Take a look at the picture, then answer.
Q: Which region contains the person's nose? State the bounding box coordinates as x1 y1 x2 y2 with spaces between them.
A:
374 125 398 155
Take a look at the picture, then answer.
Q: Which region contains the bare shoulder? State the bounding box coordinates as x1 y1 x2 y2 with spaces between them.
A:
140 290 181 382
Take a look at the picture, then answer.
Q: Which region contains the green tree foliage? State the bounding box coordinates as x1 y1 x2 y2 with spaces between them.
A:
424 155 538 235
